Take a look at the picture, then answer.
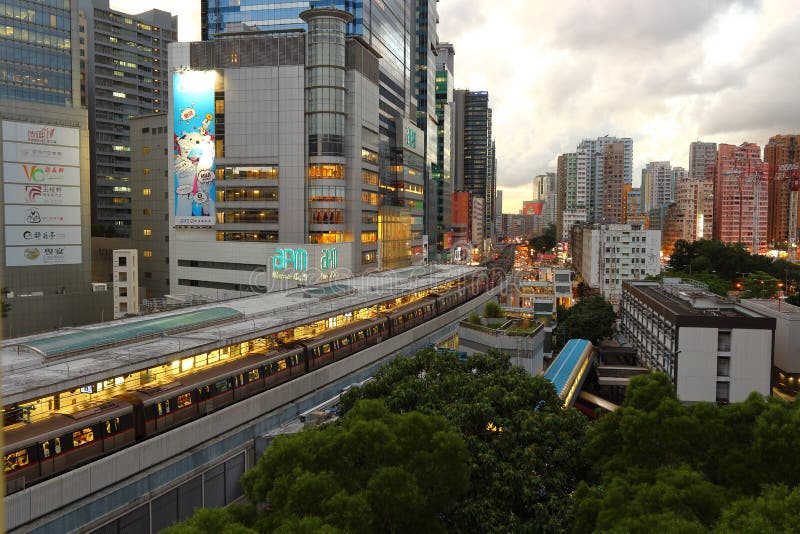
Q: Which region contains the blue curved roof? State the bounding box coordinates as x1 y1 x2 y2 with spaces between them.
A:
544 339 592 398
17 307 242 359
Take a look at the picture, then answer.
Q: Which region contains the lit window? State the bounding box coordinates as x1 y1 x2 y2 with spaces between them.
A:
143 229 152 236
112 91 126 98
143 168 151 175
143 250 153 258
143 147 150 154
143 188 151 196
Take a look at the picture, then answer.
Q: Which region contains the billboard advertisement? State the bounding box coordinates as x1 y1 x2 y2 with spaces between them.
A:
173 70 216 227
6 245 82 267
3 162 80 186
2 120 82 267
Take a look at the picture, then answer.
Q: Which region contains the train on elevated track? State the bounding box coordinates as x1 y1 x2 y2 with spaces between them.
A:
4 273 491 494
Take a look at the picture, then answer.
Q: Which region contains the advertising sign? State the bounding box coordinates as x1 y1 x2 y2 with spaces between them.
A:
396 119 424 157
2 142 80 166
2 121 82 267
4 205 81 226
173 70 216 227
5 225 82 246
4 183 81 205
5 245 82 267
3 162 80 186
1 121 80 147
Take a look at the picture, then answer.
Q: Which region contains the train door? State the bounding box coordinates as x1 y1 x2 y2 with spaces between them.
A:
132 400 146 441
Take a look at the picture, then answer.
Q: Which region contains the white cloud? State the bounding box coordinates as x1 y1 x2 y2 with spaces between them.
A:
439 0 797 212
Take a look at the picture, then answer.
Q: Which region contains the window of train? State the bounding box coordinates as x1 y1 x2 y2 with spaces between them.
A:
177 393 192 409
248 369 260 381
72 428 94 447
4 449 29 472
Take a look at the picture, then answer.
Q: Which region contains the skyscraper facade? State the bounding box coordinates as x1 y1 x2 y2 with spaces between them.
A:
601 143 625 223
0 0 80 106
416 0 439 251
432 42 454 253
79 0 176 236
764 134 800 245
641 161 673 214
712 143 768 253
689 141 717 181
556 152 581 241
1 0 111 336
202 0 418 267
453 89 495 240
576 135 632 222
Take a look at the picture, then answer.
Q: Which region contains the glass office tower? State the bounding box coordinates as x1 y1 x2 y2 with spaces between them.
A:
0 0 77 106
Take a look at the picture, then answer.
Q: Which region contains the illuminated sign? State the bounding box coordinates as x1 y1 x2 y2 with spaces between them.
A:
272 248 308 271
405 126 417 149
172 70 216 227
321 248 338 270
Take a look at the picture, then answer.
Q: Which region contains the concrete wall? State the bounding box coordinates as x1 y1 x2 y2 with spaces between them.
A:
6 288 498 533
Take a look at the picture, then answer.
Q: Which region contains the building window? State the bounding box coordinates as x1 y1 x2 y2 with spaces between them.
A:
143 168 151 175
361 232 377 244
361 191 378 205
361 148 378 165
143 250 153 258
362 170 378 186
143 208 152 216
716 381 730 404
143 229 152 236
118 256 127 267
309 164 345 179
717 331 731 352
717 357 730 377
143 188 152 196
361 251 376 264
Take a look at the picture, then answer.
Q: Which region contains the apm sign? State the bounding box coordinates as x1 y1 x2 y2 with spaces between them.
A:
271 247 338 272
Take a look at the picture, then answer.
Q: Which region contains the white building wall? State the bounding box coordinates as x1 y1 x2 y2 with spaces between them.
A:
728 328 772 402
676 327 718 403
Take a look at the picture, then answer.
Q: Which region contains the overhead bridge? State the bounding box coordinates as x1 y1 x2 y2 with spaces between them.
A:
542 339 595 408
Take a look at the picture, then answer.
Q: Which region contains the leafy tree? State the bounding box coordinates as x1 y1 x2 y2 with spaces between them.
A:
483 300 503 318
342 349 588 533
556 295 615 345
714 485 800 534
466 311 481 325
162 506 257 534
739 271 780 299
242 398 470 533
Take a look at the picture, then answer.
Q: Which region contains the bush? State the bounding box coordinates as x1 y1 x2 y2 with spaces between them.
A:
484 300 503 318
467 311 481 325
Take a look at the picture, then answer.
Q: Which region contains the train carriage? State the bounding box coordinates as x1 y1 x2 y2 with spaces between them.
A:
4 400 135 494
303 317 388 372
385 297 437 336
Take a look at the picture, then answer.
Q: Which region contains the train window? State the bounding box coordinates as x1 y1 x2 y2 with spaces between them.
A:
55 438 61 454
313 347 320 358
357 330 365 340
42 441 51 458
321 343 331 354
277 359 287 372
72 428 94 447
248 368 260 381
178 393 192 408
216 379 229 393
290 354 301 366
4 449 30 472
340 336 350 346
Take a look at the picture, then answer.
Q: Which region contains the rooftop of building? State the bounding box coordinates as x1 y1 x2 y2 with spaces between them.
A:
624 278 768 321
2 265 482 405
739 298 800 320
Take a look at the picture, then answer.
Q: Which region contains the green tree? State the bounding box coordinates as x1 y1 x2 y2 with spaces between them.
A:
529 223 557 252
714 485 800 534
162 506 257 534
241 398 470 533
342 349 588 533
739 271 780 298
556 295 615 345
483 300 503 318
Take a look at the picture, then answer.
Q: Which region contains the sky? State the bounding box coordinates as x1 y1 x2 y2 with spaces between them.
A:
113 0 800 214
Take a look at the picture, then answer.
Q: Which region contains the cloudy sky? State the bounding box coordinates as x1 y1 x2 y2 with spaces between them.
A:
114 0 800 213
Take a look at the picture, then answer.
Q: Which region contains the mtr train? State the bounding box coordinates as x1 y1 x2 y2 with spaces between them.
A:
4 275 487 494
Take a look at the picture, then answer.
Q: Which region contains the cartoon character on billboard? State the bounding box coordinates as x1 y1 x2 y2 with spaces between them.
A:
173 71 216 224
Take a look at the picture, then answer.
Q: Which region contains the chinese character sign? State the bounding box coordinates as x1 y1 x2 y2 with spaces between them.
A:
173 71 216 227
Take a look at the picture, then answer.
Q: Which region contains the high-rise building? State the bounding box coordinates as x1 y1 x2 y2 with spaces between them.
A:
494 189 503 236
576 135 632 222
641 161 673 213
689 141 717 181
601 143 625 223
712 143 768 253
433 42 455 253
570 222 661 306
417 0 440 252
169 8 383 298
1 0 112 336
79 0 176 237
556 152 582 241
453 90 495 238
451 190 470 246
201 1 418 268
533 172 556 227
130 114 170 300
764 134 800 246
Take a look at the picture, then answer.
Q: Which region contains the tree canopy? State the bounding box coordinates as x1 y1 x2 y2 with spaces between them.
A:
555 295 615 347
573 372 800 532
341 349 588 533
529 224 558 253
